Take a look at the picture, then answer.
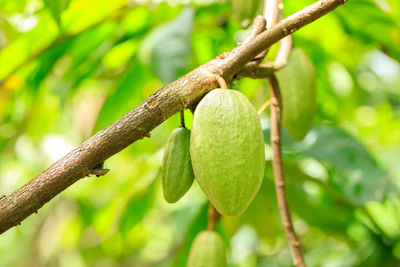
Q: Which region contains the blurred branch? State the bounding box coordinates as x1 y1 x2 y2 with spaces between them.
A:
254 0 281 61
269 74 306 267
0 0 347 235
263 2 300 265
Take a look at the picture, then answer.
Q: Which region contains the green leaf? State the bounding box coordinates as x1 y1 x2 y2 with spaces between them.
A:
232 0 260 28
95 61 152 131
43 0 71 28
171 202 209 266
276 48 317 140
300 126 394 205
335 0 400 61
138 7 194 84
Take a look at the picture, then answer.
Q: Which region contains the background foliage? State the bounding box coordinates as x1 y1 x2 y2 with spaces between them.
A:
0 0 400 266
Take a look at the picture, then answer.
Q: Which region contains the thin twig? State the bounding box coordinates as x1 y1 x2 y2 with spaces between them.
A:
261 35 293 70
269 74 306 267
0 0 347 235
257 99 271 115
207 203 221 230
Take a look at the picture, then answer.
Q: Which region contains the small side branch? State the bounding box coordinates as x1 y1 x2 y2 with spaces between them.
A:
257 99 271 115
269 74 306 267
261 35 293 70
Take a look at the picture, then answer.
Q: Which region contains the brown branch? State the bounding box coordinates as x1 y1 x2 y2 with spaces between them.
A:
0 0 347 235
264 0 281 29
269 74 305 267
242 16 267 44
261 35 293 70
238 1 293 79
254 0 281 62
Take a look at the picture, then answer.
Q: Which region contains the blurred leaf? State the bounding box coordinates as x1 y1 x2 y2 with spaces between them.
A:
95 60 152 131
27 40 72 90
232 0 260 28
300 126 394 205
120 179 157 235
43 0 71 27
263 123 394 205
138 7 194 84
335 0 400 61
172 202 208 266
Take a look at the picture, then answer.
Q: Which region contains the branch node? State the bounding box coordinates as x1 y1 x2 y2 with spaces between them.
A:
88 162 110 177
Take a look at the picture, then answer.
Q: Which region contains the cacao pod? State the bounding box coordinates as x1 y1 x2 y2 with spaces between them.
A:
187 230 227 267
161 127 194 203
276 48 317 140
190 89 265 216
232 0 260 28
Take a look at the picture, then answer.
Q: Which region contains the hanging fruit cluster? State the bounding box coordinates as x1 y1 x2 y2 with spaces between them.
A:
161 89 265 214
159 30 317 263
160 87 266 266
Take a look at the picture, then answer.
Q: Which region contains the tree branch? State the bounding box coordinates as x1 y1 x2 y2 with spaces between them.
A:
269 74 305 267
0 0 347 235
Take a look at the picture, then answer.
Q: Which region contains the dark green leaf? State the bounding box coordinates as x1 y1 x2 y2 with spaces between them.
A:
138 7 194 84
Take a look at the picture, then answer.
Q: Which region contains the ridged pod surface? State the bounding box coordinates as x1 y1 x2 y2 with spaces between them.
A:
187 230 227 267
161 127 194 203
232 0 260 28
276 48 317 140
190 89 265 216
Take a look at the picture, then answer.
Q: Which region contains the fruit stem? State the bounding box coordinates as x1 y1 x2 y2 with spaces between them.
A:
180 111 186 128
269 74 306 267
257 99 271 115
207 203 221 230
216 75 228 89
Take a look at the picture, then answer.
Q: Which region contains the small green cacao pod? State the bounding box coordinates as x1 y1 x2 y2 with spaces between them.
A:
276 48 317 140
232 0 260 28
161 127 194 203
187 230 227 267
190 89 265 216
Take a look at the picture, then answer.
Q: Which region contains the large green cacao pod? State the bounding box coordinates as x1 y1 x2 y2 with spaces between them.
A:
232 0 260 28
161 127 194 203
276 48 317 140
187 230 227 267
190 89 265 216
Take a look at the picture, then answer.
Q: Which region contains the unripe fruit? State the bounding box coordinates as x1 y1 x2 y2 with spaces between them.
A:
190 89 265 216
187 230 227 267
161 127 194 203
276 48 317 140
